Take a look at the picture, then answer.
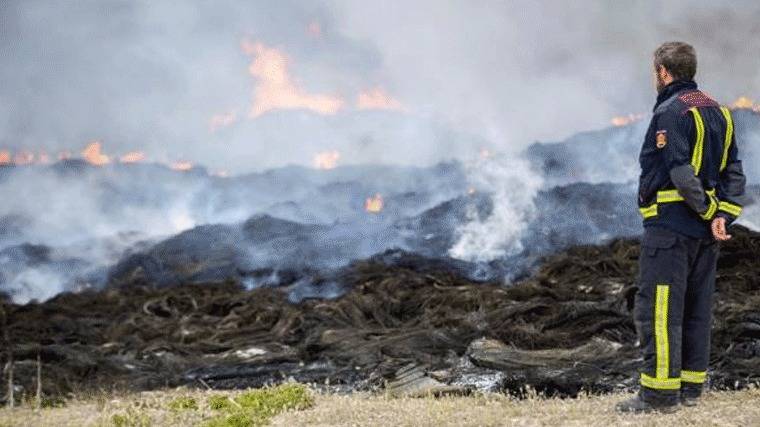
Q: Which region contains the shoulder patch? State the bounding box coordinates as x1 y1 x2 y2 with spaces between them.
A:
678 90 719 108
655 130 667 149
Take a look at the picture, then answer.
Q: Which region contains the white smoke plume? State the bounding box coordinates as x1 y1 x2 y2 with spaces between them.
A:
449 152 543 262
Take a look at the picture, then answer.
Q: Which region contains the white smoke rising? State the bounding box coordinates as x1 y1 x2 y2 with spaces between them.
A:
449 153 543 262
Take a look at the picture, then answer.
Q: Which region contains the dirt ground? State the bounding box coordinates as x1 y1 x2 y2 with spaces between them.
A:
0 387 758 427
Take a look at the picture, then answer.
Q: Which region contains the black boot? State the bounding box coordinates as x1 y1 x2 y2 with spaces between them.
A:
680 383 702 407
616 393 679 414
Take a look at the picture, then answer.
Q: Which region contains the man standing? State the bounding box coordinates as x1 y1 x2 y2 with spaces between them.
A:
617 42 747 413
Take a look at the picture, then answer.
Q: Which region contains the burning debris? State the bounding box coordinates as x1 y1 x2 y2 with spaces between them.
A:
313 150 341 170
364 193 384 213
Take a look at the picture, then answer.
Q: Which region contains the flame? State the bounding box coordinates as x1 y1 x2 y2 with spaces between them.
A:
611 113 645 127
0 151 10 165
81 141 110 166
479 148 492 159
365 193 384 213
209 110 238 132
120 151 146 163
731 96 760 112
241 39 344 117
357 87 404 111
467 187 477 195
58 151 72 160
171 161 193 172
313 150 340 170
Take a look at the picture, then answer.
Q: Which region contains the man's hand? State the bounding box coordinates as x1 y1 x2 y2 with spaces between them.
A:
711 217 732 241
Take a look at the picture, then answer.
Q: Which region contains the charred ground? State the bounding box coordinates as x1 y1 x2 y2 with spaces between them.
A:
2 226 759 402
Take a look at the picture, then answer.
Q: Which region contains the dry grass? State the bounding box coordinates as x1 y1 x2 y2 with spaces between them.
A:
1 387 759 427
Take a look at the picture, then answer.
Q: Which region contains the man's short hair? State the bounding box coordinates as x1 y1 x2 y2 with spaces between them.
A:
654 42 697 81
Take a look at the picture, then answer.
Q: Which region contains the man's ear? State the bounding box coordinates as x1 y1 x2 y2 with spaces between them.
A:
657 65 670 80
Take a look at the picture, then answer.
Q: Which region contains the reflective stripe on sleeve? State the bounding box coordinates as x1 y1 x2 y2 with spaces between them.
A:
718 200 742 217
719 107 734 172
690 107 705 175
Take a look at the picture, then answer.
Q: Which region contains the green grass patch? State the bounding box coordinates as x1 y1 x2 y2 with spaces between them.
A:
167 396 198 411
204 383 314 427
111 407 152 427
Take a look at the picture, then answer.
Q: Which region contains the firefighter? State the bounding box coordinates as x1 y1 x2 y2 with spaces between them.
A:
616 42 747 413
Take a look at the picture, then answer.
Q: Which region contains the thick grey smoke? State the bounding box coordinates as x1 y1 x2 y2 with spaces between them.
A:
2 1 759 172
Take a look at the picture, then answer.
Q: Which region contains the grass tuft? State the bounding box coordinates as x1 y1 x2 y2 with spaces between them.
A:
204 383 314 427
167 396 198 411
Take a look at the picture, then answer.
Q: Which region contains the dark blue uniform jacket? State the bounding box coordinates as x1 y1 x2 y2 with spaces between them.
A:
638 80 746 238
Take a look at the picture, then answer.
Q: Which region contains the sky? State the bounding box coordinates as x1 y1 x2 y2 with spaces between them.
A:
1 0 759 173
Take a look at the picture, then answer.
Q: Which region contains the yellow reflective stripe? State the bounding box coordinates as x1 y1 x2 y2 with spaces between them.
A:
690 107 705 175
719 107 734 172
655 284 670 379
700 194 718 220
657 190 683 203
718 201 742 217
681 370 707 384
641 373 681 390
640 204 658 219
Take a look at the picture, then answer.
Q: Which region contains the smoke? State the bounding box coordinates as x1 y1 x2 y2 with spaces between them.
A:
449 153 543 261
2 1 760 173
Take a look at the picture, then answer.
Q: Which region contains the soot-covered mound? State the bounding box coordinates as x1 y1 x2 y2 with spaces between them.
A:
1 226 759 401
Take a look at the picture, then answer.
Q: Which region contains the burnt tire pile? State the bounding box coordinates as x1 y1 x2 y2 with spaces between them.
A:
1 226 759 400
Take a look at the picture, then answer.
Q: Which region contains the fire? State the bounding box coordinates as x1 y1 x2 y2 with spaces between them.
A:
58 151 72 160
731 96 760 112
357 87 404 111
479 148 492 159
467 187 477 195
171 161 193 172
119 151 146 163
365 193 384 213
241 39 344 117
0 150 11 165
81 141 110 166
313 150 340 170
611 113 645 127
209 110 238 132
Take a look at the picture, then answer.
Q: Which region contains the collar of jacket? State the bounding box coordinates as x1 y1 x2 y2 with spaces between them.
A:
653 80 698 111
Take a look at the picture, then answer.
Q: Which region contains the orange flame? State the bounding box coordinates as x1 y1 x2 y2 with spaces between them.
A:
357 87 404 111
81 141 110 166
241 39 344 117
731 96 760 112
365 193 384 213
171 161 193 172
313 150 340 170
58 151 72 161
210 110 238 132
611 113 645 127
120 151 146 163
467 187 477 195
0 150 12 165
